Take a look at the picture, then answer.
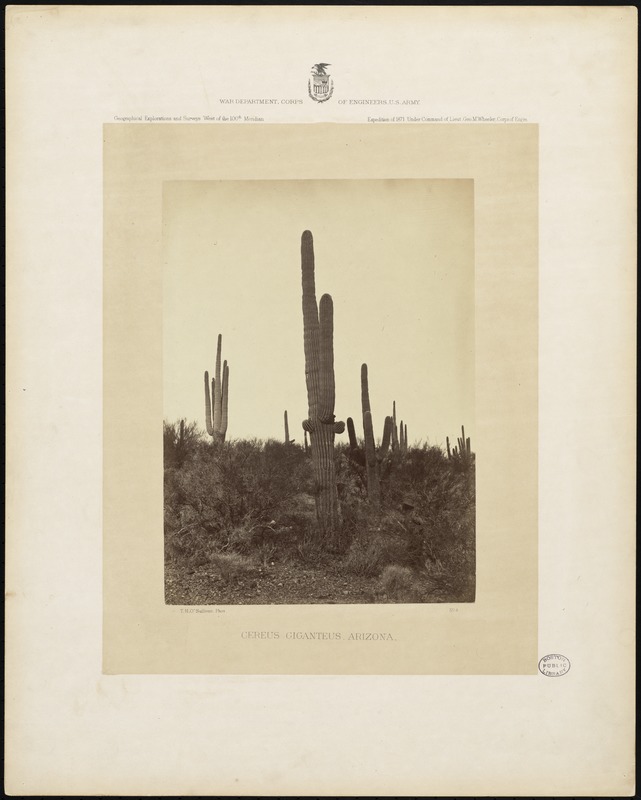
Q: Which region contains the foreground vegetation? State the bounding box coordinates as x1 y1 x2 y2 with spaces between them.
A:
164 421 475 605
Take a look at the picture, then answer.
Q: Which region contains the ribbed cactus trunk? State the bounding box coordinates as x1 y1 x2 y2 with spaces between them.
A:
363 410 380 507
346 416 358 452
300 231 344 543
284 410 290 444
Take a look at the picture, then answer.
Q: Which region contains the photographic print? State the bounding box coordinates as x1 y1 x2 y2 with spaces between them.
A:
163 180 475 606
104 122 537 676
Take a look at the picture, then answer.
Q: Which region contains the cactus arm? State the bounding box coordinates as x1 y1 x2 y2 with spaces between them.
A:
204 370 214 436
318 294 336 423
346 417 358 451
220 361 229 441
360 364 371 417
446 436 451 458
301 230 321 422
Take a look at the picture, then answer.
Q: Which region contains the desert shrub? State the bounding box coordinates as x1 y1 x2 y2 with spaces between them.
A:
343 536 385 577
164 435 313 528
166 523 217 568
294 528 327 565
378 564 418 602
164 433 321 569
163 419 203 470
335 447 368 499
395 448 475 600
342 509 412 577
382 444 450 507
163 424 475 602
338 443 475 600
210 552 254 583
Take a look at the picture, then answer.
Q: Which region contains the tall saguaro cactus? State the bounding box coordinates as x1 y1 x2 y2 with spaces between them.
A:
204 333 229 445
300 231 345 541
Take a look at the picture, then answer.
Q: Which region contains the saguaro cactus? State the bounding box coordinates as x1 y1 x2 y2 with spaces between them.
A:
391 400 399 451
300 231 345 541
363 410 380 506
204 333 229 445
399 420 409 453
360 363 393 506
346 416 358 452
284 410 294 444
447 425 474 470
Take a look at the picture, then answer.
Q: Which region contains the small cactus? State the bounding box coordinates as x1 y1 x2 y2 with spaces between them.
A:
398 421 408 453
346 416 358 452
284 410 294 444
391 400 399 451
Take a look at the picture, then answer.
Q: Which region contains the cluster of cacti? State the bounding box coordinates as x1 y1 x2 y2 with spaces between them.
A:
446 425 473 469
300 230 345 540
389 402 408 454
359 363 394 507
389 400 409 454
204 333 229 445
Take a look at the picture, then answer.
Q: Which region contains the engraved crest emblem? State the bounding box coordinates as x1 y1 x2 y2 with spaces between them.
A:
308 63 334 103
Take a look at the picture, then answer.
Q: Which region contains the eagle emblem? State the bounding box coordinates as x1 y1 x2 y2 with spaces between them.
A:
308 63 334 103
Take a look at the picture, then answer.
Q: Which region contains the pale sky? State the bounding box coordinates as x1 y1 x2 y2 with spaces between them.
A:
163 179 474 448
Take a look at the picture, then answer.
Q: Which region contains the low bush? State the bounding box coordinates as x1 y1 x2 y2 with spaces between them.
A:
210 552 254 583
343 536 385 577
378 564 418 602
164 427 475 603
